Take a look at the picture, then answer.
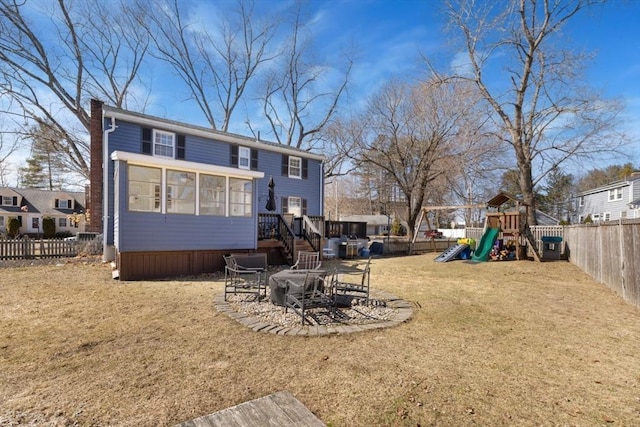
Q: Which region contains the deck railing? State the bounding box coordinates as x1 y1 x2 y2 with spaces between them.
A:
302 215 323 252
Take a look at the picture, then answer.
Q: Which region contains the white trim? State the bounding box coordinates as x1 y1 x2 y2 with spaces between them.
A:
104 107 325 161
152 129 175 159
111 151 264 179
288 155 302 179
238 146 250 170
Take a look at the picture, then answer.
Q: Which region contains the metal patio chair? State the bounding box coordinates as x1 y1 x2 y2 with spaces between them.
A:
332 256 372 306
223 255 267 301
290 251 322 270
284 271 336 325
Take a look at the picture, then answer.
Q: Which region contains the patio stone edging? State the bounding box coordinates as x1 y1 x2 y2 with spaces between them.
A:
213 290 413 336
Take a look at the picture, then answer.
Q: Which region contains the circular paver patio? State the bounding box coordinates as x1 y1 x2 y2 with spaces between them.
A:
214 289 413 336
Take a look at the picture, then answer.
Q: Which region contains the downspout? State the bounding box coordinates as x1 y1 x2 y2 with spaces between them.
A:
103 115 117 262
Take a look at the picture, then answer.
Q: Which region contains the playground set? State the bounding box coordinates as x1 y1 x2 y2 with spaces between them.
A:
428 192 542 263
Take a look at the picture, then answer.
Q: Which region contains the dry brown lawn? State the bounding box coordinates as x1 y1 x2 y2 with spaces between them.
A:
0 254 639 426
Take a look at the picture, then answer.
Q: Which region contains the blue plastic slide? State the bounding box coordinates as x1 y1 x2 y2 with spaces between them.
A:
470 228 500 262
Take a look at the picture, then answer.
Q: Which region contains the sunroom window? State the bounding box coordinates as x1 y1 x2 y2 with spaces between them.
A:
199 174 226 216
167 170 195 214
229 178 252 217
128 165 162 212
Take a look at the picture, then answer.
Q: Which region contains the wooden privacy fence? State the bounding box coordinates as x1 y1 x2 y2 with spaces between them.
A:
0 238 79 260
564 220 639 308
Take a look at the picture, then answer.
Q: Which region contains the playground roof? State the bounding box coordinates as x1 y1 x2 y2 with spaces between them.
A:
486 191 525 208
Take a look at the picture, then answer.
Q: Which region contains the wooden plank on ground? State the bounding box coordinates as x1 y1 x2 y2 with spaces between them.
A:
175 391 325 427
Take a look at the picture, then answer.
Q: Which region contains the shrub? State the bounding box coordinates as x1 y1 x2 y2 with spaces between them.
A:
7 217 20 238
42 217 56 238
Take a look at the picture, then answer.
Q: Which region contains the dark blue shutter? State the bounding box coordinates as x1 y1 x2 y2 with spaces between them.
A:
176 135 186 159
55 199 59 208
282 197 288 213
142 128 152 154
302 198 307 216
281 155 288 176
251 150 258 170
231 145 238 166
12 196 17 206
302 158 308 179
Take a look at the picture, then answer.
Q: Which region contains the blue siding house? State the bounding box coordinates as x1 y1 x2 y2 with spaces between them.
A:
573 173 640 223
90 100 325 280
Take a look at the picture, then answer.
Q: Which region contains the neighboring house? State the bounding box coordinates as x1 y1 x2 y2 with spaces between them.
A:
89 100 325 280
574 172 640 223
339 214 394 236
0 187 86 236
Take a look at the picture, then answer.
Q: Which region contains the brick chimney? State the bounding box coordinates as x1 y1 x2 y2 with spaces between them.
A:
89 99 103 233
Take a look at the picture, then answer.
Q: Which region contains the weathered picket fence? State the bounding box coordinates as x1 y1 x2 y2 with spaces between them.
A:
0 237 79 260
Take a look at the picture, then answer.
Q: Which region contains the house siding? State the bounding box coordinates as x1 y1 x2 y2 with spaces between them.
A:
575 177 640 221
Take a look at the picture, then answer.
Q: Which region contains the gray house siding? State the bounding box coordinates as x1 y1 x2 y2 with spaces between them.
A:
575 177 640 221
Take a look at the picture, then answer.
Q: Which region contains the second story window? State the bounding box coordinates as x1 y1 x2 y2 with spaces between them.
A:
289 156 302 179
1 196 16 206
154 130 175 158
608 188 622 201
579 196 584 207
238 147 250 170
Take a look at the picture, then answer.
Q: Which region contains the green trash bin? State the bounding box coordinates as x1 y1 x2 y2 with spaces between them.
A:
541 236 562 260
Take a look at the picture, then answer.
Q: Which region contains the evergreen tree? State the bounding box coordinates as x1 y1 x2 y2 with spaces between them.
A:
539 167 574 223
18 123 68 189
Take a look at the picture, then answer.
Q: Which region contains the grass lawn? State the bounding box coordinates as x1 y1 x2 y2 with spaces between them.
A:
1 254 638 426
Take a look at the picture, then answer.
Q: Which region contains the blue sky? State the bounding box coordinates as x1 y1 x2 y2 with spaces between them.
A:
148 0 639 162
3 0 639 186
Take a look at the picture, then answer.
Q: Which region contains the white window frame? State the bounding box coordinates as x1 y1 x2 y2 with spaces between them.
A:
603 212 611 221
608 188 622 202
113 151 263 217
166 169 196 214
592 213 600 221
287 196 302 217
1 196 14 206
59 217 67 227
199 174 226 216
153 129 175 159
238 146 250 170
128 165 162 213
0 216 4 228
288 156 302 179
579 196 584 207
229 178 252 217
56 199 70 209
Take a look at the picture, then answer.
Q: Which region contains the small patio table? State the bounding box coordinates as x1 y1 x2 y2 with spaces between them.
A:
269 269 327 306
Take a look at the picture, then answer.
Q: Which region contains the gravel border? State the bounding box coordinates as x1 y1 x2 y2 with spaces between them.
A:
214 288 413 336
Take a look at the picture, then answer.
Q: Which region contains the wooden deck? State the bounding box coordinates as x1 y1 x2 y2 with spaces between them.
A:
175 391 325 427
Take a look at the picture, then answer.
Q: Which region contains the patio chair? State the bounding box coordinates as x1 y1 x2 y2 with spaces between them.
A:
290 251 322 270
332 256 372 306
285 271 336 325
223 255 267 301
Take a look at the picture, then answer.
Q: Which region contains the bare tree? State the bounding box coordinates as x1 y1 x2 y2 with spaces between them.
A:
444 0 628 224
0 0 150 179
258 1 353 149
0 133 18 186
142 0 278 132
349 79 478 245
